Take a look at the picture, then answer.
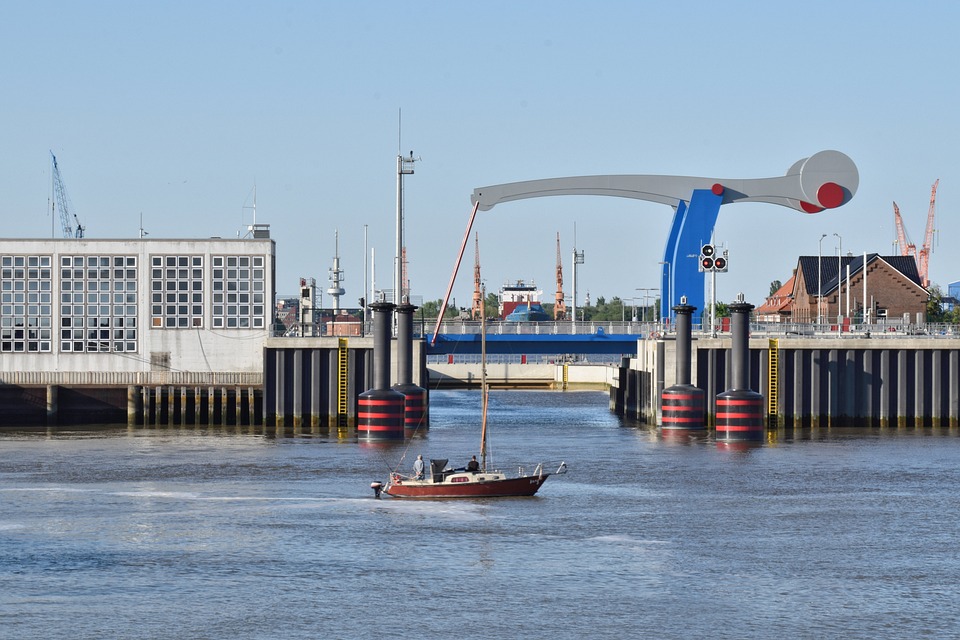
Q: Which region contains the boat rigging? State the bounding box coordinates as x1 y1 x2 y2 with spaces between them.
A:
372 284 566 499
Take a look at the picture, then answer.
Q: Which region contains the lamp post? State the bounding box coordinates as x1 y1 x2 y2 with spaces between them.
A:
637 287 658 323
363 224 369 325
572 247 585 325
818 234 827 325
834 233 842 329
395 151 416 306
658 261 671 325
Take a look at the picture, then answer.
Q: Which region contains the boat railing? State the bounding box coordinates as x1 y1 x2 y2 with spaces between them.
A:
520 461 568 478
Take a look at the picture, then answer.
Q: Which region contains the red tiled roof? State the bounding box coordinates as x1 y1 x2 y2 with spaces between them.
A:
755 275 795 314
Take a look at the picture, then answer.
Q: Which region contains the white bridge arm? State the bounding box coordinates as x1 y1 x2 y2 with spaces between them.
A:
471 150 858 214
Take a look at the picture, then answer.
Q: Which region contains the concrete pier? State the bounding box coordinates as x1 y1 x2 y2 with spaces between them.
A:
614 336 960 428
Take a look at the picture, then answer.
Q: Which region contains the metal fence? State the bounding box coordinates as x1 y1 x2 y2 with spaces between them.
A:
274 318 960 340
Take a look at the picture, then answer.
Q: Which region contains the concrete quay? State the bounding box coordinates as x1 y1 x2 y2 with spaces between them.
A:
613 334 960 428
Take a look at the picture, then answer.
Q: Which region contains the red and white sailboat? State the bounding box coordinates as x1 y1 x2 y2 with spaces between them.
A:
373 288 566 499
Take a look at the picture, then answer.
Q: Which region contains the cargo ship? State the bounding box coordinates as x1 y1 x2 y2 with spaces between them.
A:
499 280 550 321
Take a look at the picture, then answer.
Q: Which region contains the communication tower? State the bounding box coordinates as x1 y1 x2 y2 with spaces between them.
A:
328 229 346 312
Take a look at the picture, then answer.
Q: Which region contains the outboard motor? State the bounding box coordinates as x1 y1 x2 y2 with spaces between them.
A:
370 481 383 499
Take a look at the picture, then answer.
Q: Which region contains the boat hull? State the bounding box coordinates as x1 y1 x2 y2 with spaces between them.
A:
384 473 550 499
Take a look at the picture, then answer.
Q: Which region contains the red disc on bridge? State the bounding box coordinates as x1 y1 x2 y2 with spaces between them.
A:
711 183 724 195
817 182 844 208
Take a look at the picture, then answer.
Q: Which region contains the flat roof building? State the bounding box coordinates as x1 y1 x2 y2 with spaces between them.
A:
0 234 274 385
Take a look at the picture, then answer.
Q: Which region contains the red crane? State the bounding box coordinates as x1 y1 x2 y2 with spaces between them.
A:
471 232 483 320
917 179 939 288
892 180 938 288
554 232 567 320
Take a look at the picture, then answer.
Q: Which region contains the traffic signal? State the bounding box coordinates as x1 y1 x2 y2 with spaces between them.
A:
714 252 728 272
699 244 715 272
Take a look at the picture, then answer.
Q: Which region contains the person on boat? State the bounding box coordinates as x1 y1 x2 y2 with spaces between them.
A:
466 456 480 473
413 455 425 480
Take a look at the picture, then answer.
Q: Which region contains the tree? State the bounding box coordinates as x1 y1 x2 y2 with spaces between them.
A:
706 301 730 319
419 299 457 319
769 280 783 296
484 292 499 316
926 284 949 323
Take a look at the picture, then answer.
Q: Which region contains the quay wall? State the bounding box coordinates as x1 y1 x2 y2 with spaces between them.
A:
613 335 960 428
427 363 613 389
0 338 429 428
0 381 262 427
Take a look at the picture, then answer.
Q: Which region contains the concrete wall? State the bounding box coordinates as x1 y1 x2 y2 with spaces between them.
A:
428 362 613 388
0 237 275 379
613 334 960 428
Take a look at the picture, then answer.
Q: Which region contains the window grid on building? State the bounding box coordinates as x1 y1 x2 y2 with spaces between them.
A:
212 255 265 329
1 255 53 353
151 255 204 329
59 255 138 353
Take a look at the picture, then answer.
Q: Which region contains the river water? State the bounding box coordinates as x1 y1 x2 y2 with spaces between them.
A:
2 389 959 639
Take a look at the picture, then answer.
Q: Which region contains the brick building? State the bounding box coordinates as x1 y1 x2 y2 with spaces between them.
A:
757 254 927 324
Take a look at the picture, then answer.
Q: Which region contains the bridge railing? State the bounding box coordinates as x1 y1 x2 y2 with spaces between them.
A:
421 319 960 340
418 320 661 337
273 319 960 340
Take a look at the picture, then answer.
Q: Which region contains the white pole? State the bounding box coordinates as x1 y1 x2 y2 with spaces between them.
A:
395 153 402 306
834 234 842 327
863 251 868 324
571 247 577 325
363 224 368 322
817 234 827 325
711 267 717 337
846 263 850 318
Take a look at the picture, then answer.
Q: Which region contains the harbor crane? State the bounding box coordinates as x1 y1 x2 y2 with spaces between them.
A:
893 179 938 288
471 232 482 320
50 151 85 238
554 232 567 320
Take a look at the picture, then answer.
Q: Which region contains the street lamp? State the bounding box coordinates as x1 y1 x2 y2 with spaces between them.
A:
637 287 658 323
572 247 585 325
658 261 671 324
818 234 827 325
834 233 842 328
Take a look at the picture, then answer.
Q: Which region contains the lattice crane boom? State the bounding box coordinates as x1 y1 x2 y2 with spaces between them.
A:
892 201 915 257
471 232 482 320
554 232 567 320
917 179 938 288
50 151 84 238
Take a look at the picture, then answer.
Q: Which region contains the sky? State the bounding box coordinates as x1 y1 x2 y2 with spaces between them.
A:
2 1 958 311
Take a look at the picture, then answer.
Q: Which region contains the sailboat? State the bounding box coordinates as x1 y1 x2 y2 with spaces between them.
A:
374 288 566 499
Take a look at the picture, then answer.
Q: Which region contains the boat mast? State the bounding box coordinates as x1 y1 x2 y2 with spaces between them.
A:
480 284 489 472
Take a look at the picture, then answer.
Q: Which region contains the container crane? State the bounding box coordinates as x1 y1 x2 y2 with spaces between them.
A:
892 179 937 288
50 151 85 238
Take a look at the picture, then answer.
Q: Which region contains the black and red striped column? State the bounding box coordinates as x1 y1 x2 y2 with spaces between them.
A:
392 301 428 434
661 300 705 432
716 296 764 442
358 300 405 440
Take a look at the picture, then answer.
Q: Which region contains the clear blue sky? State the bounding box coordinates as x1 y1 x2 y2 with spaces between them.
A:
2 1 957 310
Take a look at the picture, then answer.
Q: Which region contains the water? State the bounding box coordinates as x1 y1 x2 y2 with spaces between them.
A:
3 390 960 639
